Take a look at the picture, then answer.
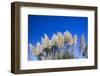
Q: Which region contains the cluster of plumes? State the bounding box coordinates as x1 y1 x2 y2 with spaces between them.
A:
29 31 87 60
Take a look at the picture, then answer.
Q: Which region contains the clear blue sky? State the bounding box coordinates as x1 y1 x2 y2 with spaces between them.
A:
28 15 88 60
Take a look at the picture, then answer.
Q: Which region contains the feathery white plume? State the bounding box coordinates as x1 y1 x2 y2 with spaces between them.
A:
41 33 51 48
56 32 64 48
32 42 43 55
73 35 77 45
51 33 58 45
29 43 34 51
80 35 85 51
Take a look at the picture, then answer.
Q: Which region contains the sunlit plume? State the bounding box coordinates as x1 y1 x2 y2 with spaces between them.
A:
56 32 64 48
51 33 58 46
64 31 70 42
41 34 51 49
